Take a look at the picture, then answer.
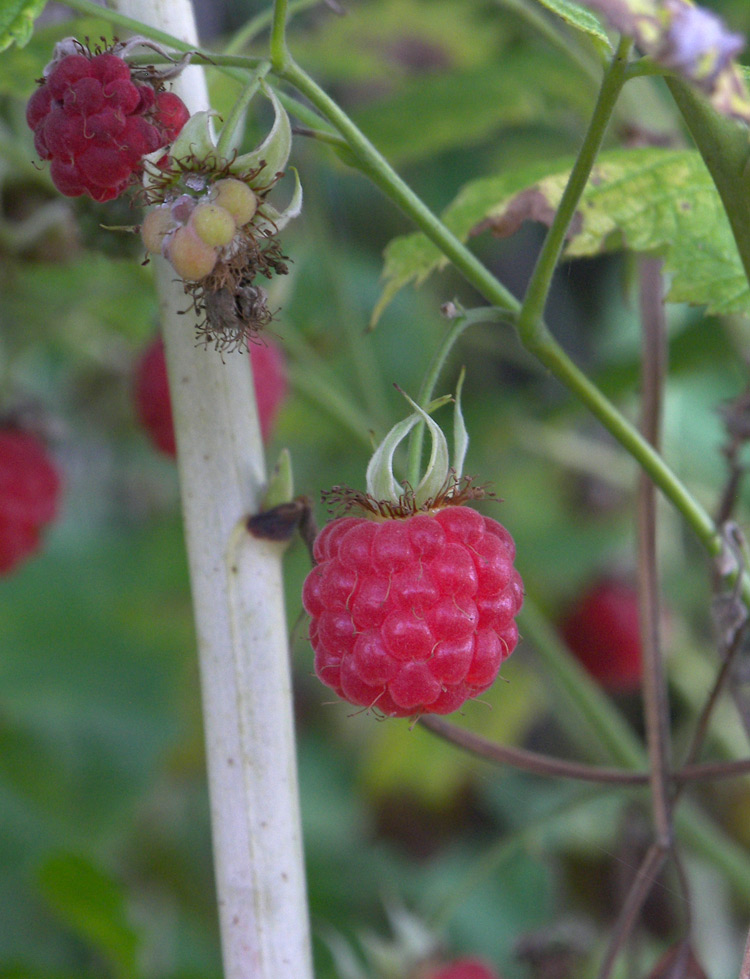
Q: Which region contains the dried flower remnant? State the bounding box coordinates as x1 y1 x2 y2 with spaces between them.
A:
140 85 302 351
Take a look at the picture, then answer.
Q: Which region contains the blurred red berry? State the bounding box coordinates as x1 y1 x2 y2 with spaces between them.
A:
133 337 176 457
560 578 642 692
303 507 523 718
133 335 288 456
0 429 62 574
27 49 189 202
427 958 501 979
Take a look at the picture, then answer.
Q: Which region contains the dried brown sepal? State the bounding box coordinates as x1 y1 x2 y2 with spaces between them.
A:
141 156 290 352
247 496 314 544
322 472 497 519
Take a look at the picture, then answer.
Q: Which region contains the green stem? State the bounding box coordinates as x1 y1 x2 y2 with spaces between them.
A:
274 57 520 315
223 0 319 56
215 60 271 160
665 77 750 303
271 0 291 69
405 306 516 488
276 55 733 593
517 35 632 340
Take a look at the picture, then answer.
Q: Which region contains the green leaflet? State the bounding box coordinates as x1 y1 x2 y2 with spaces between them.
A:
374 147 749 322
0 0 47 52
532 0 612 52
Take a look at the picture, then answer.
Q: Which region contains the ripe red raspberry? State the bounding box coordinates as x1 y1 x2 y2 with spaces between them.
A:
560 578 642 692
27 48 190 203
133 335 288 456
0 429 62 574
303 506 523 718
426 959 501 979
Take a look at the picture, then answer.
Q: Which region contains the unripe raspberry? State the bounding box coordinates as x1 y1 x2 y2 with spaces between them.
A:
0 429 62 574
133 335 288 455
141 205 178 253
560 578 642 692
164 225 218 281
210 178 258 226
303 507 523 718
189 202 237 247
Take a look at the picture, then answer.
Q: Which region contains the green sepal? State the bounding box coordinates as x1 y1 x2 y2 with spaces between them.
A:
365 393 451 505
260 448 294 510
230 82 292 187
257 166 303 234
168 110 220 168
452 367 468 480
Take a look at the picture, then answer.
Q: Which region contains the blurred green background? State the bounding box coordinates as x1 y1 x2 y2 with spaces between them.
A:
2 1 750 976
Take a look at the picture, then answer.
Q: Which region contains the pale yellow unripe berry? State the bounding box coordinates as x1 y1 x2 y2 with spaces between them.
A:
189 202 237 247
210 178 257 227
141 206 177 253
165 226 218 281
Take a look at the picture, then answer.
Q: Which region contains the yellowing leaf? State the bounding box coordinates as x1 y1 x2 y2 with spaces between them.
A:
376 147 749 321
0 0 47 52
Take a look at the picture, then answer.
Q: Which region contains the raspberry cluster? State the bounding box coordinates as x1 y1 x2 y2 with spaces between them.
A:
303 505 523 718
0 429 62 574
560 578 642 692
141 178 259 281
26 50 189 202
133 334 288 456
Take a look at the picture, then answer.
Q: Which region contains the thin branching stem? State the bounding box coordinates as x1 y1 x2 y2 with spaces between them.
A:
597 843 669 979
637 257 673 852
418 716 750 786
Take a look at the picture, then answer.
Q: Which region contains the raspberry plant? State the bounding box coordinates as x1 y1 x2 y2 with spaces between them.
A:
7 0 750 977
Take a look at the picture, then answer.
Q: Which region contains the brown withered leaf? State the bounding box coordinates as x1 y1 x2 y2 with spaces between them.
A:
471 187 583 241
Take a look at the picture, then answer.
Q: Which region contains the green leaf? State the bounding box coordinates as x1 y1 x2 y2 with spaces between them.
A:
532 0 612 51
375 147 749 320
38 852 139 976
0 0 47 53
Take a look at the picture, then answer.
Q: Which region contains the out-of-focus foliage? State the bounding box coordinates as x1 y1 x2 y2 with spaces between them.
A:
2 1 750 977
374 147 750 322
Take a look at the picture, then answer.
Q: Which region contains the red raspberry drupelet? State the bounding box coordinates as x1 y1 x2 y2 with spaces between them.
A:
27 50 190 203
303 506 523 718
0 429 62 574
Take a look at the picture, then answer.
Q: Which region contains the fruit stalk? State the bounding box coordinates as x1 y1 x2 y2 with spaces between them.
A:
109 1 313 977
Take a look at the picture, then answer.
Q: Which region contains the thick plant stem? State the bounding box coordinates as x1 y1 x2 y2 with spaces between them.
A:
111 2 313 977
